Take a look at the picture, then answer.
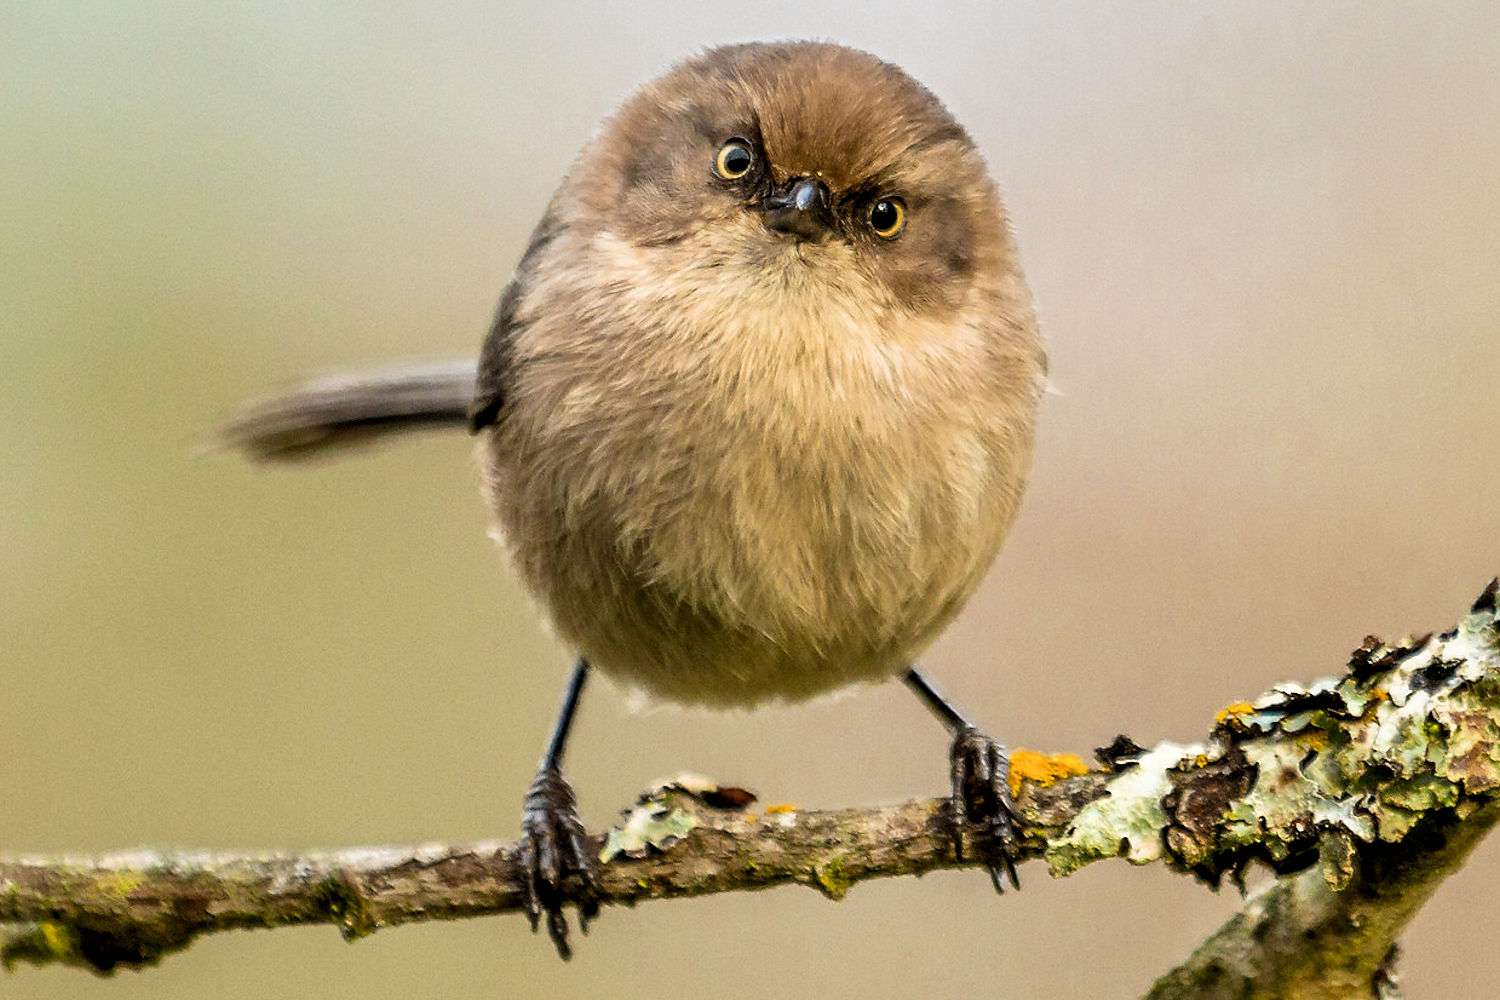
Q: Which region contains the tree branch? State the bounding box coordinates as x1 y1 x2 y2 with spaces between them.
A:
1145 800 1500 1000
5 580 1498 999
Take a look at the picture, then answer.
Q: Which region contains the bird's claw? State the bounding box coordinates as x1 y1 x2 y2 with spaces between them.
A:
948 726 1022 892
518 765 599 959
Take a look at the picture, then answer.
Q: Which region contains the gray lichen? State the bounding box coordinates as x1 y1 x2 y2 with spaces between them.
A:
1048 584 1500 899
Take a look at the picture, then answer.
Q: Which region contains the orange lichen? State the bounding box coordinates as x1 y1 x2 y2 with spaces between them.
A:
1298 729 1331 751
1008 749 1090 796
1215 701 1256 724
764 803 798 815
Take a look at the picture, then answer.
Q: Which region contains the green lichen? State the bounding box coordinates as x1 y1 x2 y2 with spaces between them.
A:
94 872 144 901
1 921 82 971
1319 831 1359 893
314 876 376 942
812 855 853 900
1053 586 1500 883
600 800 698 863
1047 742 1197 876
1222 738 1375 861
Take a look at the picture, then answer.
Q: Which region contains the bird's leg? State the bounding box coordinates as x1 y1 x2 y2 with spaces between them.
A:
903 667 1021 892
518 659 600 959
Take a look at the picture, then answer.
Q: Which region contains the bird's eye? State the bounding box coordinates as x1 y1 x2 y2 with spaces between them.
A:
714 140 755 180
868 197 907 239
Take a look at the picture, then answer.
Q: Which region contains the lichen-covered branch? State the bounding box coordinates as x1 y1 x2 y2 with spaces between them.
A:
0 777 1106 975
1145 801 1500 1000
4 581 1498 998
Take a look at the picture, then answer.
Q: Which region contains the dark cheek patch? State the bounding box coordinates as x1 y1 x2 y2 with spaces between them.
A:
884 264 940 315
923 197 977 281
943 245 974 280
621 179 697 246
881 197 974 316
611 115 706 245
615 108 762 247
620 143 674 193
618 110 702 197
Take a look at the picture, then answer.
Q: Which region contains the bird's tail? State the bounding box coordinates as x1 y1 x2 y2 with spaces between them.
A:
220 360 478 462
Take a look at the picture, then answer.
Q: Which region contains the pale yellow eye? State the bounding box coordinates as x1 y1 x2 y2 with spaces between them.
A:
714 140 754 180
868 197 907 239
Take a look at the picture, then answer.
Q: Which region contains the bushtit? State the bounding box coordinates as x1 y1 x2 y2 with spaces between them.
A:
226 41 1046 957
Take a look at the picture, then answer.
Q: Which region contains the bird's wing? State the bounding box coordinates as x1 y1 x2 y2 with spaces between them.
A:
468 281 518 433
471 206 566 432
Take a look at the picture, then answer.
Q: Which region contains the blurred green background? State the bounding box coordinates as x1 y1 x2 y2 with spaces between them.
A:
3 3 1498 997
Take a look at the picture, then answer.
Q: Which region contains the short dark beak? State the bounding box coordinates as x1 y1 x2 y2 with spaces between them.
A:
761 177 833 242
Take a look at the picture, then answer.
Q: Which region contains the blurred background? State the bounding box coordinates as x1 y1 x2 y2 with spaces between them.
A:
3 3 1498 997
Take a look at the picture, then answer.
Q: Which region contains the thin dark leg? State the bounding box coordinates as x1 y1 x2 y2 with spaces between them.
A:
542 659 590 768
519 658 599 959
904 666 1021 892
904 667 973 732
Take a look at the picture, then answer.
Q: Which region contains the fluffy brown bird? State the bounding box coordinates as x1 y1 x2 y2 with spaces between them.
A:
225 41 1046 956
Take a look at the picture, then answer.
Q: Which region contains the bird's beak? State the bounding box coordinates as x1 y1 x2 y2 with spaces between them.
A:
761 177 833 242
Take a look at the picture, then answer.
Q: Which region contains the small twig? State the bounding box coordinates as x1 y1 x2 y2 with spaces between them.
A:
0 780 1103 974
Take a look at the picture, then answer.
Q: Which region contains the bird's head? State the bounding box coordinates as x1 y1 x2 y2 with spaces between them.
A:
570 42 1019 323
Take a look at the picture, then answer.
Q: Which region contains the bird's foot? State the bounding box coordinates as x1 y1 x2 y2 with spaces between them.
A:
518 764 600 959
948 726 1022 892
